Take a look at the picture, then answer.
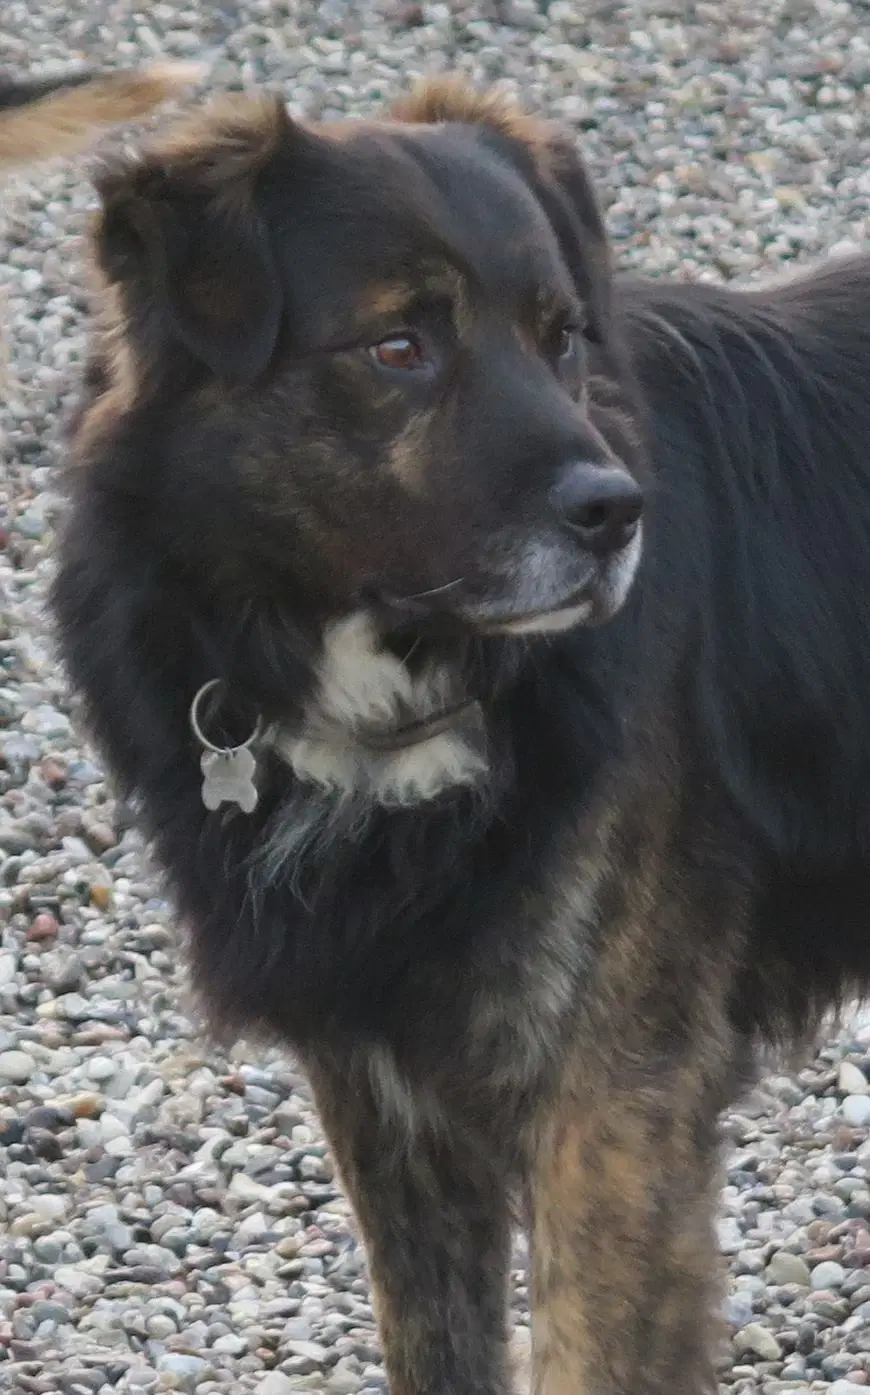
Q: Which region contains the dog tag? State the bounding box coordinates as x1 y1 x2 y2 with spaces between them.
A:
200 747 259 814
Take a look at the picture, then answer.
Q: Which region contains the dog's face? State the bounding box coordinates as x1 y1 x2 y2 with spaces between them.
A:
89 83 645 638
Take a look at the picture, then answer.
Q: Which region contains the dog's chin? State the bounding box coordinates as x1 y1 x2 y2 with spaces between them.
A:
477 596 597 637
466 590 611 637
459 530 643 638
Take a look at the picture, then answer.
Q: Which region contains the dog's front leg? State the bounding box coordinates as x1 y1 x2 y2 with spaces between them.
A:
308 1055 514 1395
529 1049 728 1395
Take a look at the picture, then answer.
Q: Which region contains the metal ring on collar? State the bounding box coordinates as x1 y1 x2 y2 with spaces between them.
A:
188 678 263 756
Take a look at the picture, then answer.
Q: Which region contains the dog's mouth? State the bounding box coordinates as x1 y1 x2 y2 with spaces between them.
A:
456 527 644 636
378 580 602 639
460 588 596 636
374 526 643 641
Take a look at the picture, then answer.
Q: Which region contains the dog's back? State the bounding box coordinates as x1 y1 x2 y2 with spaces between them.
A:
0 62 204 171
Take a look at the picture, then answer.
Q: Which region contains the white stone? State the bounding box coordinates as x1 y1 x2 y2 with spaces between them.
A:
212 1334 248 1355
810 1260 846 1290
734 1322 782 1361
257 1376 299 1395
0 1050 34 1084
842 1094 870 1127
86 1055 116 1082
53 1265 104 1298
838 1061 869 1095
98 1112 128 1143
29 1194 68 1222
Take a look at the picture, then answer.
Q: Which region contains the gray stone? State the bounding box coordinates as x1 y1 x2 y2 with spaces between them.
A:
145 1312 178 1339
717 1218 743 1254
733 1322 782 1361
155 1353 215 1387
53 1265 105 1298
284 1340 330 1365
766 1252 812 1287
31 1300 72 1325
725 1288 752 1322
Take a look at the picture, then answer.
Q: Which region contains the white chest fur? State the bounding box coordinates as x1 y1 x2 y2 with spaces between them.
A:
273 613 488 806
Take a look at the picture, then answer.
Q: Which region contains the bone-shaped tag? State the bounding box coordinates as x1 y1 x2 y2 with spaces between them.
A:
200 747 258 813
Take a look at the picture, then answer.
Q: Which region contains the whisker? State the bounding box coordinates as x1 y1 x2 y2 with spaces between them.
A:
401 577 466 603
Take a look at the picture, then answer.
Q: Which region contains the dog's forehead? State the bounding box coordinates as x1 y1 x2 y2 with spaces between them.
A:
387 125 560 260
270 121 576 321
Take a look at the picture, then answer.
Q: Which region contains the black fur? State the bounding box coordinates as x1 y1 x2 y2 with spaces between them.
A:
53 261 870 1048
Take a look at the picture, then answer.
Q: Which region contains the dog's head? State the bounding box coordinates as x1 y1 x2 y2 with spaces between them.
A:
85 80 645 639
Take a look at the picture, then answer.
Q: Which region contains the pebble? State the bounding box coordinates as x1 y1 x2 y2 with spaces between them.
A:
724 1294 754 1329
27 910 58 941
812 1262 847 1290
766 1252 812 1287
285 1340 330 1364
838 1063 869 1095
52 1266 105 1298
0 1048 35 1083
734 1322 783 1361
257 1377 300 1395
843 1095 870 1127
213 1333 249 1355
155 1353 215 1386
85 1055 116 1082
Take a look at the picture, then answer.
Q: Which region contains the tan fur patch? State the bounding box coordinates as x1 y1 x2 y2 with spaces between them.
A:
387 410 431 492
360 265 471 333
392 76 553 149
362 283 415 321
134 92 289 187
0 64 204 172
72 277 139 457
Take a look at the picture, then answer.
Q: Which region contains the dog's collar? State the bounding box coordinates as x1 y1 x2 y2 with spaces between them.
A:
346 698 483 752
278 694 482 753
189 678 485 813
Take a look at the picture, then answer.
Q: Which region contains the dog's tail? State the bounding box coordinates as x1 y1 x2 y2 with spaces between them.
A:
0 62 206 171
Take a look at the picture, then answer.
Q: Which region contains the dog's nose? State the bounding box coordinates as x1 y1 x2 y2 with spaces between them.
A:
551 462 643 557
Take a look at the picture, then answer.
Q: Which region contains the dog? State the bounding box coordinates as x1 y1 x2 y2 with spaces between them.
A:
0 63 205 172
50 79 870 1395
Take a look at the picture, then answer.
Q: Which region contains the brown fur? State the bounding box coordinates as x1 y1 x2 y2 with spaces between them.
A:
392 76 554 148
0 63 205 172
0 62 203 400
128 91 287 184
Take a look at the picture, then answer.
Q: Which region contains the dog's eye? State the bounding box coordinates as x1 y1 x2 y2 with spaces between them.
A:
369 334 428 373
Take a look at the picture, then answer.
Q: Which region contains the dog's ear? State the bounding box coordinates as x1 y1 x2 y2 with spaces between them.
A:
93 95 290 383
394 79 612 346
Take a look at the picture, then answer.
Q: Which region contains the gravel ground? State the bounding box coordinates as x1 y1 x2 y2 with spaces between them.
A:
0 1 868 1393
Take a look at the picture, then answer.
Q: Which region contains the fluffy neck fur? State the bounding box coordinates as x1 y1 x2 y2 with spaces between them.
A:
272 612 491 808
